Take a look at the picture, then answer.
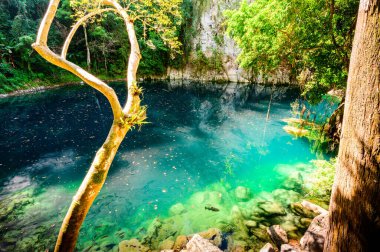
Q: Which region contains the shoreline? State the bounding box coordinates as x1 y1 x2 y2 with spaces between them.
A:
0 78 126 99
0 77 295 99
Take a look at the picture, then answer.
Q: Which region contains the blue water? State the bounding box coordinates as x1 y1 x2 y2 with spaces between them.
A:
0 81 318 251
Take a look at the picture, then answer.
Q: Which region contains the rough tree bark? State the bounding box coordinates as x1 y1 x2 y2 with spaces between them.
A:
32 0 144 251
324 0 380 251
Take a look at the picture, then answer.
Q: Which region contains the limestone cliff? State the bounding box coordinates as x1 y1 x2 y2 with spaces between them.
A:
167 0 291 84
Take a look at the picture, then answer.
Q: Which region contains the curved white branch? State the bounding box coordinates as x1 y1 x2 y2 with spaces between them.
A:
102 0 142 115
33 43 123 118
61 8 117 59
34 0 123 119
35 0 143 118
36 0 60 46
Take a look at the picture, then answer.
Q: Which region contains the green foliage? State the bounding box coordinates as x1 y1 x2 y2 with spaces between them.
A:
287 93 342 154
304 159 336 205
290 99 300 117
0 0 79 93
285 117 334 156
0 0 186 94
225 0 358 104
70 0 183 53
192 47 224 76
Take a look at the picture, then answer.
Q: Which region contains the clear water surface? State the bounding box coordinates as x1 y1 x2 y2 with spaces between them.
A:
0 81 319 251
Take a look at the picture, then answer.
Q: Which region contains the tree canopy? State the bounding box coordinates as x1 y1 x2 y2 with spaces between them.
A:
0 0 186 93
225 0 358 103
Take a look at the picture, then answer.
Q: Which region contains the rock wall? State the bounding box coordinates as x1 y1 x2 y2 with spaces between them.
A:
167 0 291 84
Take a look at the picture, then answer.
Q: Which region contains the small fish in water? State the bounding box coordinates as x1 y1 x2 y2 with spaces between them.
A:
205 205 220 212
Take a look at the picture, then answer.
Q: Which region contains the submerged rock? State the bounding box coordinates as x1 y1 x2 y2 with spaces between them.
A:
142 218 162 245
281 244 298 252
159 238 175 250
198 228 223 247
250 227 270 241
259 243 275 252
188 191 223 207
300 218 313 227
290 203 318 219
208 191 224 204
98 236 117 251
118 239 149 252
301 201 328 215
271 189 302 206
173 235 188 251
230 206 250 242
235 186 251 201
169 203 186 216
186 234 222 252
231 240 249 252
244 220 258 229
257 201 287 217
281 221 299 234
300 213 328 252
267 225 288 249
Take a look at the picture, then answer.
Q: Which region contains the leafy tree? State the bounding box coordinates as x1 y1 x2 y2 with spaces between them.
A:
225 0 358 104
0 0 185 94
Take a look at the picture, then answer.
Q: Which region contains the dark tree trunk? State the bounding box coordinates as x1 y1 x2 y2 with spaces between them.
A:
325 0 380 251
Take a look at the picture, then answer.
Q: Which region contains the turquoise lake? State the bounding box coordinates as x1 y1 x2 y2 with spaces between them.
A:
0 81 327 251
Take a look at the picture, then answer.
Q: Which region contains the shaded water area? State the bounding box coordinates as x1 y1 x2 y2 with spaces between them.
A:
0 81 326 251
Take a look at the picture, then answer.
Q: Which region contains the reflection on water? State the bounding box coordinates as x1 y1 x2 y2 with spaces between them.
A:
0 81 316 251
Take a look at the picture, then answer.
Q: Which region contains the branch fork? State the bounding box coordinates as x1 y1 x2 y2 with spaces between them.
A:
32 1 145 251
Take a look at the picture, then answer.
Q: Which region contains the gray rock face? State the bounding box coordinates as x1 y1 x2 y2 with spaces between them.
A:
300 213 328 252
259 243 276 252
167 0 292 83
267 225 289 249
186 234 222 252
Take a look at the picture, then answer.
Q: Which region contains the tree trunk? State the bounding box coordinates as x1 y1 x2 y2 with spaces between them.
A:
324 0 380 251
83 24 91 71
32 1 142 251
54 122 130 252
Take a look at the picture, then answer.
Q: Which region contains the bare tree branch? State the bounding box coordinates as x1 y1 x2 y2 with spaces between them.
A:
61 8 117 59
